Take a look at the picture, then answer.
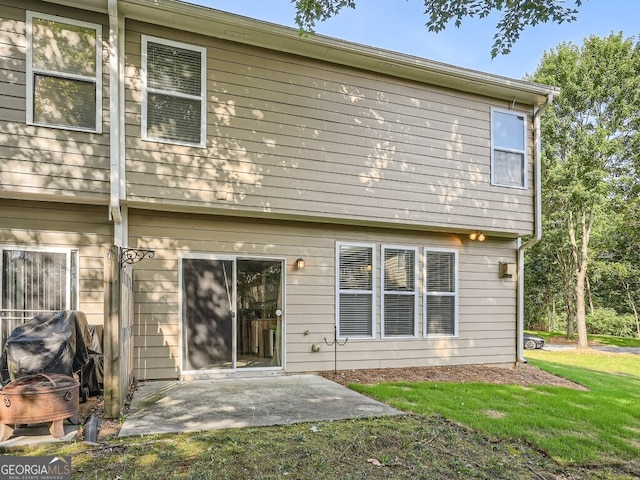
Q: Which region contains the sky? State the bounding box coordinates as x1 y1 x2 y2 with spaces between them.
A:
186 0 638 80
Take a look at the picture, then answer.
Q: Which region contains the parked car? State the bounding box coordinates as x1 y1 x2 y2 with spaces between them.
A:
524 334 545 350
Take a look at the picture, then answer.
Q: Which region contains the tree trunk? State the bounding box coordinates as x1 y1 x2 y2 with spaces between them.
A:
574 263 589 348
566 303 575 338
557 251 576 338
624 284 640 339
568 210 592 349
586 273 594 314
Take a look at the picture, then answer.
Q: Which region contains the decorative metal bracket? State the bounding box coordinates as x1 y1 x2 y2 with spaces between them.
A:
120 248 155 268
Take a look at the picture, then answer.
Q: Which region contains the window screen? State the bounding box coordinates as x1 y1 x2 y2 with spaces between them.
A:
382 247 416 337
491 109 527 188
27 13 101 131
1 249 78 325
143 37 206 146
337 244 375 338
425 250 457 336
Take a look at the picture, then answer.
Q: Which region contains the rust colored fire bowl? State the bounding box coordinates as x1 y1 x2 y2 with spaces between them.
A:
0 373 80 440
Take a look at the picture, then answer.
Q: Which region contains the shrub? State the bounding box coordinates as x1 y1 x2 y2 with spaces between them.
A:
586 308 636 337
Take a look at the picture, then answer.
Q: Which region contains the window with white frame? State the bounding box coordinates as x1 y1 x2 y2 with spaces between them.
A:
424 249 458 336
336 243 375 338
142 36 206 147
1 248 78 326
382 246 417 338
491 108 527 188
26 12 102 132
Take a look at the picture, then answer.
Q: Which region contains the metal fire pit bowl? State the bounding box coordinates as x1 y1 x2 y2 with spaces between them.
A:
0 373 79 440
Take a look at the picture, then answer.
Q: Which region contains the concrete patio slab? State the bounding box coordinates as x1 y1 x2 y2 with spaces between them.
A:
119 374 402 437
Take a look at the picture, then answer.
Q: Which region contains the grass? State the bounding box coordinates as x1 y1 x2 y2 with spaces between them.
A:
2 349 639 479
2 416 574 479
527 330 640 347
353 350 640 469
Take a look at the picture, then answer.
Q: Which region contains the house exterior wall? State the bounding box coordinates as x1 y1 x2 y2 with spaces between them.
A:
129 209 517 380
0 0 554 382
124 20 535 236
0 199 113 326
0 1 111 205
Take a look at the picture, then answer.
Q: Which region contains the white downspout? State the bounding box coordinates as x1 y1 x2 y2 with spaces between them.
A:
516 93 554 363
108 0 126 246
108 0 119 223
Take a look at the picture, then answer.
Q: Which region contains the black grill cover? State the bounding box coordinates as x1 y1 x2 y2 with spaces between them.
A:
0 310 93 385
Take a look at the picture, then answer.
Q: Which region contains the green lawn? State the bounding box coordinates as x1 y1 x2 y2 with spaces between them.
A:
3 349 639 479
527 330 640 348
352 350 640 468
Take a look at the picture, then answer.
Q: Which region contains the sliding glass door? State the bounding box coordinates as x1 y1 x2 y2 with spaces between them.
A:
181 255 283 373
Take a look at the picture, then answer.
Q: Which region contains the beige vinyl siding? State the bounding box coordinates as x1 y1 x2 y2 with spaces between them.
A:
0 1 110 203
0 199 112 326
124 21 535 236
129 209 517 380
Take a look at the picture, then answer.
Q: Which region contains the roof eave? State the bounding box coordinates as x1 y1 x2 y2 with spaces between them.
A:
46 0 560 105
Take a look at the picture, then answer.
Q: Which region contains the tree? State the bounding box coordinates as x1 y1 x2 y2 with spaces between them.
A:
529 34 640 347
293 0 584 57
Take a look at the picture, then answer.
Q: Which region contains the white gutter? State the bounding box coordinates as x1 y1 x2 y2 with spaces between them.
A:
116 0 558 106
516 93 554 363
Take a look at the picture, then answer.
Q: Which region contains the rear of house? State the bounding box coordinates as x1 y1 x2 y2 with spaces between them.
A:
0 0 558 388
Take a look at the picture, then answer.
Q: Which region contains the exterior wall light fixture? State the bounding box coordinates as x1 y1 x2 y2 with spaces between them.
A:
469 231 486 242
296 258 305 269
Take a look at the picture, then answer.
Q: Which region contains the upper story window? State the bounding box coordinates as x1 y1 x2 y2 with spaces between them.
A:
381 246 417 338
491 108 527 189
26 12 102 133
336 242 375 339
142 36 207 147
424 248 458 337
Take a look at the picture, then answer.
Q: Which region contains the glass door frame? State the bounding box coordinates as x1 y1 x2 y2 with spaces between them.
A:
178 253 285 376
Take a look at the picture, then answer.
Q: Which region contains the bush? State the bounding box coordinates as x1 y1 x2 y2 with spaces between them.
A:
586 308 636 337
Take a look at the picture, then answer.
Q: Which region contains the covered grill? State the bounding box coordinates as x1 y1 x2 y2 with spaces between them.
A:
0 310 103 400
0 311 104 441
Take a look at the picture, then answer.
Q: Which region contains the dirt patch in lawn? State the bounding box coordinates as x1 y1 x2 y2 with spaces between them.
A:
320 363 588 391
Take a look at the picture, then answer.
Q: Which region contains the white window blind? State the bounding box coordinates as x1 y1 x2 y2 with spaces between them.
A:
143 36 206 147
491 108 527 188
382 247 417 337
337 243 375 338
27 12 102 132
425 249 457 336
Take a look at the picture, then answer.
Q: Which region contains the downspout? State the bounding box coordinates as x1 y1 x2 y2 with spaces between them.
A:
516 93 554 363
108 0 123 241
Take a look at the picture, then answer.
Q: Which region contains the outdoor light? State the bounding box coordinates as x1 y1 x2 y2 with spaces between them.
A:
469 232 478 241
296 258 305 270
469 231 486 242
477 232 486 242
